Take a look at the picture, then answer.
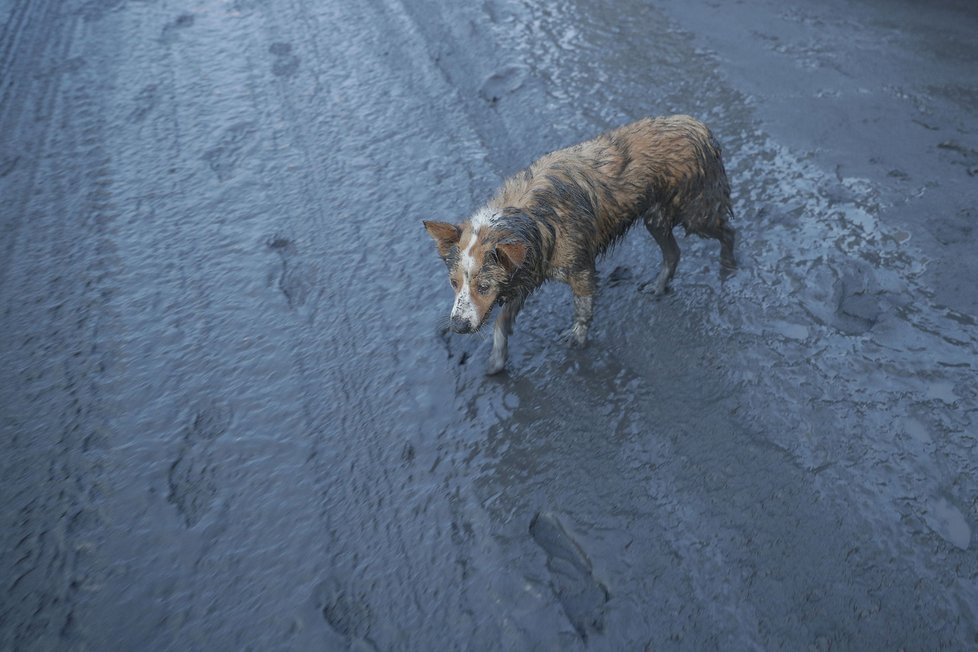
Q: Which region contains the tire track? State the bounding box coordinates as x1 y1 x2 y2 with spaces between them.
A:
0 0 77 287
377 0 553 176
0 0 130 649
1 12 123 646
57 6 366 647
0 0 49 106
220 1 538 647
237 4 440 644
120 6 267 537
34 7 311 647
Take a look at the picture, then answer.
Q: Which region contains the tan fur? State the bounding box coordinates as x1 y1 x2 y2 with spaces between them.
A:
487 115 731 270
424 115 735 373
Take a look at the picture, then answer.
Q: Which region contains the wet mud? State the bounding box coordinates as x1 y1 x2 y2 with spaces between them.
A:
1 0 976 649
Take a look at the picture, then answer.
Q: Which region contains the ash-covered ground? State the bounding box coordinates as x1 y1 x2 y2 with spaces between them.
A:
1 0 976 649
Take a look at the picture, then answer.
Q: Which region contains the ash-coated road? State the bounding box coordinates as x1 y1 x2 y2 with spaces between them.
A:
1 0 976 649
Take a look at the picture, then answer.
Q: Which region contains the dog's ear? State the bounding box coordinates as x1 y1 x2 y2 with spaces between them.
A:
495 242 527 274
423 221 461 257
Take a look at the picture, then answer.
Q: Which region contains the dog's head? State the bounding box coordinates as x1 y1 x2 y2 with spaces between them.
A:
423 218 526 333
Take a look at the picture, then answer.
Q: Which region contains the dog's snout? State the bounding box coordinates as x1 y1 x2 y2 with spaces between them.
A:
450 314 473 333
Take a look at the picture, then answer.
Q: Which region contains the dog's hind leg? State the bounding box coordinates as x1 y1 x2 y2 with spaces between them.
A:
700 217 736 272
708 217 737 270
566 266 596 347
644 215 680 296
487 298 523 375
719 222 736 272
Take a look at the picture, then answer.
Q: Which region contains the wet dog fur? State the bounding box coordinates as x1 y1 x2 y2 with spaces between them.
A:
424 115 735 375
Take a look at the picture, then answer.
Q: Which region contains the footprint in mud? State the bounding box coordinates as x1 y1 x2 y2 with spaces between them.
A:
312 579 377 650
269 42 301 79
202 121 257 181
926 207 974 246
937 140 978 175
160 13 194 43
922 497 972 551
479 64 528 106
530 512 610 641
279 262 317 309
229 0 258 14
833 270 882 335
167 402 232 527
129 84 159 123
184 401 232 442
167 449 217 528
77 0 126 22
266 234 295 252
265 234 322 312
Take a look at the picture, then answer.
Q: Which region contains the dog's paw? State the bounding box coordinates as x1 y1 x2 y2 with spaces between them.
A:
638 281 670 297
719 260 737 280
561 326 588 349
486 357 507 376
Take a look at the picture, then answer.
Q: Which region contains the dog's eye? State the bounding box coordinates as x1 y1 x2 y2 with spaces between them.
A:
476 281 491 294
450 278 459 290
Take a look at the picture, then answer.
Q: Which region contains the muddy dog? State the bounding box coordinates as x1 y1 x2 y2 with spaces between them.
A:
424 115 735 375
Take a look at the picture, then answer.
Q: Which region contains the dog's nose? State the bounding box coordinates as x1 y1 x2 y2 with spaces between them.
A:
450 314 472 333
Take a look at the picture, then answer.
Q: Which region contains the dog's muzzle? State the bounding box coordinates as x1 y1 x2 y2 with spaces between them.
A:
450 314 474 334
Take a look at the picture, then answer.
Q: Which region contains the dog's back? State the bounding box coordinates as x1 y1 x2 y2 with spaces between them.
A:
488 115 733 274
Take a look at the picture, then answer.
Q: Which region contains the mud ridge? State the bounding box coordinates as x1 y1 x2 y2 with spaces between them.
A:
530 512 609 640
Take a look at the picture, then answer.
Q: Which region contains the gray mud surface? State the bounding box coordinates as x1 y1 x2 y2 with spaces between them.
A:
2 0 977 649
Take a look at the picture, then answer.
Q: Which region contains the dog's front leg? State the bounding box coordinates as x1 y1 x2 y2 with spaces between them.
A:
487 299 523 375
567 267 596 347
